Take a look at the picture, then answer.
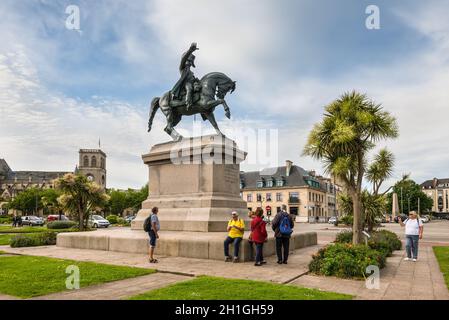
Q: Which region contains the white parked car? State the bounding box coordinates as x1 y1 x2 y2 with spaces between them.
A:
88 215 110 228
420 216 430 223
328 216 338 224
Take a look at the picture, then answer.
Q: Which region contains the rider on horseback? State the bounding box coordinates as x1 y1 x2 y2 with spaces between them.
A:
171 42 200 111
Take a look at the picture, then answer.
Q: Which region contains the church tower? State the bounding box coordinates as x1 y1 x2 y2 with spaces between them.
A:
77 149 107 189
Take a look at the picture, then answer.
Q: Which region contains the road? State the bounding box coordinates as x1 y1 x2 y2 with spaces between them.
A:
296 220 449 245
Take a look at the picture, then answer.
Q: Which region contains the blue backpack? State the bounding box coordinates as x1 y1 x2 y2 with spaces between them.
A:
279 214 292 236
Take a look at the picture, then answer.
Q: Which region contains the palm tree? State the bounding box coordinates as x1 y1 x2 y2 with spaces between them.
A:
303 91 398 244
55 173 109 230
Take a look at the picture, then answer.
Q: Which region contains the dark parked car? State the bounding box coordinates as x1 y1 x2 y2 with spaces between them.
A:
21 216 45 226
46 215 70 223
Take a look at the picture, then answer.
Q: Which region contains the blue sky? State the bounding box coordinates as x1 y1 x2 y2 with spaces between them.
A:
1 0 449 189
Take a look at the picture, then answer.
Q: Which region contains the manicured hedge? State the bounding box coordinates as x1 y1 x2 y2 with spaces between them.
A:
106 215 118 224
47 221 77 230
335 229 401 257
10 231 57 248
309 243 387 279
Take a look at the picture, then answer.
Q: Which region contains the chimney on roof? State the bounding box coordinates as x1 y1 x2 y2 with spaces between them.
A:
286 160 293 177
433 178 438 188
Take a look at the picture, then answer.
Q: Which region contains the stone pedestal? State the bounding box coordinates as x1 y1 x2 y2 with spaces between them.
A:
132 135 249 232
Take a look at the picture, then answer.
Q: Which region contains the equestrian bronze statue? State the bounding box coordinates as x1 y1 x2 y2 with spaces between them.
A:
147 42 236 141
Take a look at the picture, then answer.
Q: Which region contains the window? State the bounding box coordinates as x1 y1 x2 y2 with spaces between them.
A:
247 194 253 202
101 158 105 169
257 193 262 202
266 179 274 188
266 193 272 201
276 192 282 202
101 175 105 185
276 207 281 213
289 192 299 204
83 155 89 167
91 156 97 167
256 180 264 188
309 192 311 202
276 179 285 187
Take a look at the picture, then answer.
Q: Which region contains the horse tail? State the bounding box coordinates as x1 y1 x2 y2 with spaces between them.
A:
148 97 160 132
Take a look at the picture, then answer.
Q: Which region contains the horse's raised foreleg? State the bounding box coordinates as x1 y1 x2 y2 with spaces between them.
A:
206 99 230 119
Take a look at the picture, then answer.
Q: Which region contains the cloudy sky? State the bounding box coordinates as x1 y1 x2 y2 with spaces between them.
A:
0 0 448 189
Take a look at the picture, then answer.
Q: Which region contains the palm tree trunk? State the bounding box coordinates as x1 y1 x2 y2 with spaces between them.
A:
352 191 362 244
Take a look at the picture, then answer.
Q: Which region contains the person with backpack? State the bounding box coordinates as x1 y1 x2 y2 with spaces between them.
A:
143 207 160 263
251 207 267 266
224 211 245 262
271 204 294 264
398 211 423 262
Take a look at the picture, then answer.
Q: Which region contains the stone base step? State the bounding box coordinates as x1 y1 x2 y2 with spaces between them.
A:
57 229 317 262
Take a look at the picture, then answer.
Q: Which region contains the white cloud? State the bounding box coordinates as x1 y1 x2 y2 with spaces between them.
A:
0 47 167 189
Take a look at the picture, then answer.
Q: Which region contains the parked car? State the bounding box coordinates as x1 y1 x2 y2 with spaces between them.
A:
46 214 70 223
328 216 338 224
420 215 430 223
21 216 45 226
88 215 110 228
124 215 136 223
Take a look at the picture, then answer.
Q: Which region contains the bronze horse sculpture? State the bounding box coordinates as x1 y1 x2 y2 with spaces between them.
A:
147 72 236 141
147 43 236 141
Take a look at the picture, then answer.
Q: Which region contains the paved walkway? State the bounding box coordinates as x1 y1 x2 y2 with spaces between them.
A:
290 244 449 300
30 273 191 300
1 229 449 300
0 244 322 284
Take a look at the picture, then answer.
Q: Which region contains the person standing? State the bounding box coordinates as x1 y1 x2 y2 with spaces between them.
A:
251 207 267 266
144 207 160 263
272 204 294 264
399 211 423 262
224 211 245 262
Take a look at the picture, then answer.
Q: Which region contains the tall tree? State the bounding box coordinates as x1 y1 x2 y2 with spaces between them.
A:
386 178 433 215
304 91 398 244
55 174 109 230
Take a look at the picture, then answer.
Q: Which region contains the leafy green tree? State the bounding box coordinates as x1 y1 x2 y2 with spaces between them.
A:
304 91 398 244
55 174 110 230
386 178 433 215
41 188 63 216
106 185 148 216
8 188 44 215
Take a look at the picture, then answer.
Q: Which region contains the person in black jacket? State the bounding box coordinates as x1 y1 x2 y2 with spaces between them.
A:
271 205 295 264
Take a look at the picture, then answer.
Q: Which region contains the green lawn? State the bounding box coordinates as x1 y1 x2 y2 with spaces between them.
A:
0 226 79 234
0 234 16 245
0 255 156 298
129 276 352 300
433 247 449 290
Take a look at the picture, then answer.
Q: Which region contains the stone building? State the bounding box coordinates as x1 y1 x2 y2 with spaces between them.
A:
0 149 107 204
421 178 449 213
239 160 341 222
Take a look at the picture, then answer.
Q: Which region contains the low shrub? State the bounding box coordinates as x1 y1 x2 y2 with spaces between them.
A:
309 243 387 279
340 215 353 226
335 229 402 257
106 215 118 224
0 216 13 224
117 217 125 225
47 221 77 230
10 231 57 248
335 231 353 244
